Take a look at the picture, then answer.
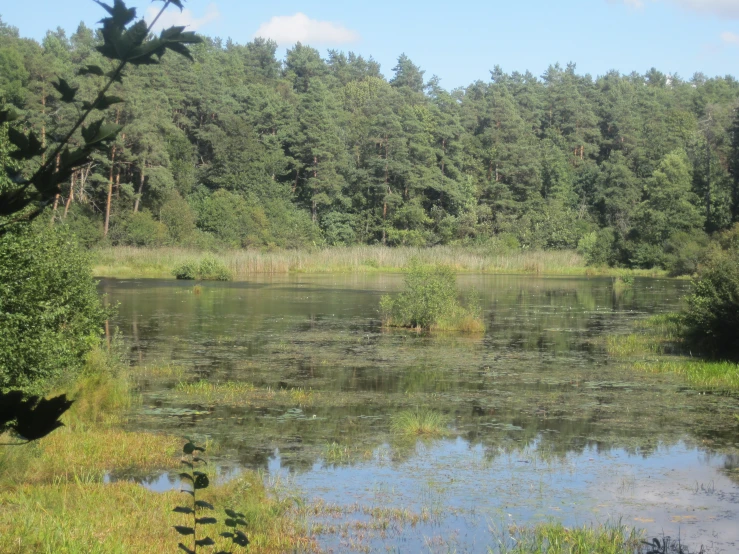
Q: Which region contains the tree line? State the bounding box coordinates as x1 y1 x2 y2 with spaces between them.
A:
1 16 738 269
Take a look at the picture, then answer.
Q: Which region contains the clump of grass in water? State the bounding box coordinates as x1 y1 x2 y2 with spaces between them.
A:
390 409 448 437
489 521 643 554
175 380 256 403
380 260 485 332
612 274 635 293
173 256 232 281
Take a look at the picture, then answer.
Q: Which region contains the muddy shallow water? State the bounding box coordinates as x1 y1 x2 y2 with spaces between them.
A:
100 274 739 553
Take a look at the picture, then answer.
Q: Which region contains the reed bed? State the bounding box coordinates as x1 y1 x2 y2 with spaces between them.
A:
90 246 652 279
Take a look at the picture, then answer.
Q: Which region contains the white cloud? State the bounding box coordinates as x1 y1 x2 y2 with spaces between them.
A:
610 0 739 18
253 13 360 46
145 3 220 32
721 31 739 45
672 0 739 18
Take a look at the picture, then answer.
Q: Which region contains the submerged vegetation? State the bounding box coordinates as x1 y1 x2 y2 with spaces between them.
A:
380 261 485 332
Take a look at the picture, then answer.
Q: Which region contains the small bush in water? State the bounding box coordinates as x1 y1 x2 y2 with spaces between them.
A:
380 261 484 332
173 257 232 281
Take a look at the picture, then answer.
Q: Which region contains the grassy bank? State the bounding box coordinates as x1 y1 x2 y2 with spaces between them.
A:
607 314 739 391
0 350 314 554
91 246 666 279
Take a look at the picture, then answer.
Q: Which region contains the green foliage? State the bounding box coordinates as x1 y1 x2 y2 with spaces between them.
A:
2 4 739 264
683 232 739 358
578 227 616 266
380 261 484 331
0 223 109 392
174 439 217 554
0 0 201 231
174 439 249 554
111 210 167 246
663 230 709 277
173 256 232 281
160 193 197 245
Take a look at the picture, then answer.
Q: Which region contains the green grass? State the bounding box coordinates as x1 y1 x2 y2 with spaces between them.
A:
0 350 314 554
0 473 314 554
633 359 739 390
91 246 666 279
390 409 449 437
489 521 643 554
608 313 739 391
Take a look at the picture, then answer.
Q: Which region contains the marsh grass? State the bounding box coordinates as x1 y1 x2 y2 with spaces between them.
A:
489 521 643 554
174 380 318 408
390 409 449 437
0 349 313 554
609 314 739 391
92 246 664 279
0 473 314 554
633 360 739 390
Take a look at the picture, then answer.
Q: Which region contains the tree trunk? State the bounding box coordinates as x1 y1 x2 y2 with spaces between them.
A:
104 112 120 237
104 144 116 237
63 171 76 218
705 139 712 228
133 162 145 213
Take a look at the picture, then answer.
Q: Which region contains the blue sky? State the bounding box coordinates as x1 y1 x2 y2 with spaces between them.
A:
2 0 737 88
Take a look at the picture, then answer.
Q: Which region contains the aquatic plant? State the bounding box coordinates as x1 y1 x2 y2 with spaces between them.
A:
489 521 643 554
390 409 448 437
380 260 485 332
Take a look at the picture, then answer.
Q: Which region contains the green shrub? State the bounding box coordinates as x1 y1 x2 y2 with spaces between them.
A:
578 227 616 266
380 261 484 332
111 211 167 247
663 230 710 277
160 193 197 245
173 256 232 281
0 223 109 392
683 247 739 358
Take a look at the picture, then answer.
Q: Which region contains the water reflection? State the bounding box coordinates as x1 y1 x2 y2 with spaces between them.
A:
100 275 739 552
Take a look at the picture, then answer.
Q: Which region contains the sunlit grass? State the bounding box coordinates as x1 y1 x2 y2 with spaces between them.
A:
174 380 319 408
609 313 739 391
633 359 739 390
390 409 449 437
92 246 665 279
0 473 315 554
489 521 643 554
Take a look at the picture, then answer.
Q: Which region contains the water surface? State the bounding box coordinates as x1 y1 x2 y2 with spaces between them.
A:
100 275 739 553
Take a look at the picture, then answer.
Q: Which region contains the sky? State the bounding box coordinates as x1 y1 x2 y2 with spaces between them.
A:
1 0 738 89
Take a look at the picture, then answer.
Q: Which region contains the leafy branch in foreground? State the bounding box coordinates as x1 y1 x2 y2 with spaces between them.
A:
0 0 201 234
174 439 217 553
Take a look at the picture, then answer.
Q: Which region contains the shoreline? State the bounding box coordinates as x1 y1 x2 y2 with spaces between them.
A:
92 246 669 280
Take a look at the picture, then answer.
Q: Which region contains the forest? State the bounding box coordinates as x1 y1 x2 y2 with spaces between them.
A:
1 15 738 271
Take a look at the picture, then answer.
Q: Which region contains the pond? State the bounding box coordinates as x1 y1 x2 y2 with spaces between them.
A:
100 274 739 553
